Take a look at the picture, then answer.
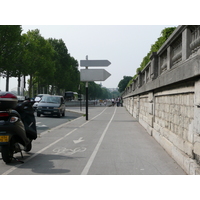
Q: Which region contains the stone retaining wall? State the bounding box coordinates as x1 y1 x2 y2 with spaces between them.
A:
122 25 200 174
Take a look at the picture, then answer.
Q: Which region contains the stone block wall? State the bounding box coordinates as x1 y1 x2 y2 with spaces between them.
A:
122 25 200 174
154 93 194 143
124 85 200 174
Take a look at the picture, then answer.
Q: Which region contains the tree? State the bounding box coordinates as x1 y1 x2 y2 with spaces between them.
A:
48 38 79 94
65 56 79 91
110 89 120 99
118 76 132 93
140 27 176 70
119 27 177 92
22 29 56 97
0 25 22 91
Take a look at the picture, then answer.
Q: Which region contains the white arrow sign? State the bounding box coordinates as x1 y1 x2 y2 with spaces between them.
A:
80 60 111 67
80 69 111 82
73 137 84 144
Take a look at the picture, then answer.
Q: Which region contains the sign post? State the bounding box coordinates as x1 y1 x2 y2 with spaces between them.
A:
85 56 89 120
80 56 111 120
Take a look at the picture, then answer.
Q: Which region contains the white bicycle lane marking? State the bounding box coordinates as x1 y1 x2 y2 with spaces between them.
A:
53 147 87 155
2 107 108 175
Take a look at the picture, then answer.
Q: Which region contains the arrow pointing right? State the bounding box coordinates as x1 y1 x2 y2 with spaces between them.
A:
80 69 111 82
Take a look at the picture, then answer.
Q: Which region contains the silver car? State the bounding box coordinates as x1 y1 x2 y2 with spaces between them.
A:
37 95 65 118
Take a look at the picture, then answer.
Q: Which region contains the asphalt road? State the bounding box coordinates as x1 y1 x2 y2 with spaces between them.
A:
0 107 186 175
35 110 83 134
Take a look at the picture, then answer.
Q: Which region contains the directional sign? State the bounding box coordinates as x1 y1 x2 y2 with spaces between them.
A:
80 69 111 81
80 60 111 67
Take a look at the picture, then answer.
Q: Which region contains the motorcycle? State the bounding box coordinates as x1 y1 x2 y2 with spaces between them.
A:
0 92 37 164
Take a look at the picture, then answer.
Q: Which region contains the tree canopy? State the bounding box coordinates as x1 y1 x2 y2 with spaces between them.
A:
139 27 176 71
118 76 132 93
0 25 117 100
0 25 22 91
118 27 176 91
22 29 56 97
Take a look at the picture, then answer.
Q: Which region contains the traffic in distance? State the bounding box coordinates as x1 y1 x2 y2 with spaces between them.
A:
0 90 115 164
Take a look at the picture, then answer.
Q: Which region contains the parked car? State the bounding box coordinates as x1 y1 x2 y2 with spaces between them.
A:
36 95 65 117
33 94 50 111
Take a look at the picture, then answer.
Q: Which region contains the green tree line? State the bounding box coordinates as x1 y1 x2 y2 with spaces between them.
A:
117 27 176 93
0 25 117 99
84 82 120 100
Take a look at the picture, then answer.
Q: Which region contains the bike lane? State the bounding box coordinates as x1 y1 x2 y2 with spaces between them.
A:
0 106 186 175
0 107 112 175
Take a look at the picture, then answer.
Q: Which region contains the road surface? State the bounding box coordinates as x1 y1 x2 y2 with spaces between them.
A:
0 107 186 175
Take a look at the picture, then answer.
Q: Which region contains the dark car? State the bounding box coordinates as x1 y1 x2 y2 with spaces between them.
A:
36 95 65 117
33 94 50 111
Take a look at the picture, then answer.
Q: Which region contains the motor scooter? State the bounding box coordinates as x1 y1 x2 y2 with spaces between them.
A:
0 92 37 164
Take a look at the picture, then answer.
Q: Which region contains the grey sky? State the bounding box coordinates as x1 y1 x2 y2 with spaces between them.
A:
0 1 182 91
20 25 176 89
0 25 177 91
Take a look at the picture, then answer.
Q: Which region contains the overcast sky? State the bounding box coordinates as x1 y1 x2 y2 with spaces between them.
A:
0 0 193 91
0 25 177 91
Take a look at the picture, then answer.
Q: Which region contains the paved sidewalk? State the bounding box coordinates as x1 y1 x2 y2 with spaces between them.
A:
65 106 186 175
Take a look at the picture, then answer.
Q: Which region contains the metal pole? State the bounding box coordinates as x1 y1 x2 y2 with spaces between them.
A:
85 55 89 120
86 81 88 120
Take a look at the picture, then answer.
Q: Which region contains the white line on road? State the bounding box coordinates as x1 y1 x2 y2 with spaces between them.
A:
2 107 108 175
81 107 117 175
2 128 78 175
36 122 47 127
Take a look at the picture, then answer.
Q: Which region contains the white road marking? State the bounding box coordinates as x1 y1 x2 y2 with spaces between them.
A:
36 122 47 127
1 108 108 175
73 137 84 144
1 128 78 175
53 147 86 155
81 107 117 175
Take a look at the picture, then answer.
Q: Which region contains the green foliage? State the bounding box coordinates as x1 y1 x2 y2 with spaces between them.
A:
110 89 120 98
21 29 56 97
118 76 133 93
138 27 176 73
79 82 119 100
0 25 116 98
0 25 22 90
120 27 176 91
47 38 80 95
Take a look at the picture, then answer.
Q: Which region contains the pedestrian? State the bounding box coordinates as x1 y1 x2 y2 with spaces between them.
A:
116 96 120 107
120 97 123 107
112 98 115 106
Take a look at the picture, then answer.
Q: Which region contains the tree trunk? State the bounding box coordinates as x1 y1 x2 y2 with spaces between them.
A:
5 71 9 91
23 76 26 96
17 74 21 95
29 74 33 98
24 76 26 90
